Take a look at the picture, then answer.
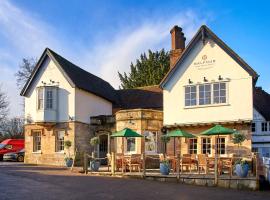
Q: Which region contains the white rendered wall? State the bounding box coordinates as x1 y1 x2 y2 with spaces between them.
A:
75 88 112 124
24 56 75 123
163 39 253 125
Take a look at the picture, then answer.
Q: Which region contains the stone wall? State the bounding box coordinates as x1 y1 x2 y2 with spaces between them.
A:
24 121 90 166
115 109 163 154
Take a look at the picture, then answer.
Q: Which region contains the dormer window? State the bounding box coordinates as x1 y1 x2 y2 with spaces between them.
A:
37 86 57 110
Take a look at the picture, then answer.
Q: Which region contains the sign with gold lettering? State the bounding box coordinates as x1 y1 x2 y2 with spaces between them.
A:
193 55 216 69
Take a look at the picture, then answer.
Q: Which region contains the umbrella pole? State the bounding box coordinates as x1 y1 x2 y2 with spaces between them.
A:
122 137 124 174
214 135 219 185
179 137 181 175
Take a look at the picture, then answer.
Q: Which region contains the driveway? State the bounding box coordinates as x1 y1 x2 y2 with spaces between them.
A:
0 162 268 200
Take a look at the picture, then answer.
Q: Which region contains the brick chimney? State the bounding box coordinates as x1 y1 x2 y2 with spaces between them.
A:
169 25 186 68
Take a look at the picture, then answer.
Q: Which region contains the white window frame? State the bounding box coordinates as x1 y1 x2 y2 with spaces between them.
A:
189 138 197 154
185 85 197 106
213 82 227 104
33 131 41 153
262 122 268 132
216 137 226 155
201 137 211 155
199 84 211 105
184 81 228 108
46 88 53 110
55 130 65 153
37 88 44 110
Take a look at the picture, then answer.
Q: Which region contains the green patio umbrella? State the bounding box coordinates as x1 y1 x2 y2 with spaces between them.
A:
111 128 143 138
111 128 143 173
166 129 196 157
201 125 236 184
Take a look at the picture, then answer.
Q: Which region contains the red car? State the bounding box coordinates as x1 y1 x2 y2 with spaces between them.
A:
0 139 24 161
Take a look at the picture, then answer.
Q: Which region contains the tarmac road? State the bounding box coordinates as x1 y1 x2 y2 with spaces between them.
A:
0 162 269 200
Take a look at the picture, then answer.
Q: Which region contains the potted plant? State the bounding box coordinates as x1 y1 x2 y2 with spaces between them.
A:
64 140 73 167
160 135 171 175
89 137 100 171
234 158 249 178
232 132 249 177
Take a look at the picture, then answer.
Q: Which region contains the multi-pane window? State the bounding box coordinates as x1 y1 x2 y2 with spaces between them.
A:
262 122 268 132
189 138 197 154
216 137 225 155
55 130 64 152
144 131 157 153
185 86 196 106
33 131 41 152
202 138 211 154
213 82 226 104
46 89 53 109
199 84 211 105
37 88 44 110
251 123 256 132
127 138 136 152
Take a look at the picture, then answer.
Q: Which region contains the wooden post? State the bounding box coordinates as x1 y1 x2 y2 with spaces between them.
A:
177 153 180 181
214 136 219 185
84 152 88 174
142 152 146 178
111 152 115 175
108 134 111 154
121 137 124 174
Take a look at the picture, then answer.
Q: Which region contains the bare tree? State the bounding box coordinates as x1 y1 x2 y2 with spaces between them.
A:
15 58 37 90
0 86 9 122
0 117 24 140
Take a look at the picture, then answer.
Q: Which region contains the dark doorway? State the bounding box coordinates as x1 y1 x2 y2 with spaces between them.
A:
99 134 108 165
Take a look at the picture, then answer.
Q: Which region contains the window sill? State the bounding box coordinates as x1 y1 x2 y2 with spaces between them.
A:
55 151 65 154
184 103 230 109
32 151 42 154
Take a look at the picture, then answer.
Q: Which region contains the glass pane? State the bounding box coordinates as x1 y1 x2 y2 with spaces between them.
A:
220 90 226 97
214 91 219 97
205 91 211 98
220 83 226 90
191 99 196 106
185 100 190 106
220 97 226 103
214 97 219 104
191 86 196 93
185 87 190 93
213 83 219 90
191 93 196 99
199 99 204 105
205 98 211 104
205 84 211 91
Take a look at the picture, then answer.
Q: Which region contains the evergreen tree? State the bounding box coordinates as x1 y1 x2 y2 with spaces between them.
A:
118 49 170 89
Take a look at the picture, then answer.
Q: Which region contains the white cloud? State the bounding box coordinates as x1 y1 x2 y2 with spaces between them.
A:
0 0 62 117
0 0 207 117
79 10 207 87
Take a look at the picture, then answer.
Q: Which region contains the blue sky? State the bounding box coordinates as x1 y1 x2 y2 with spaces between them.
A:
0 0 269 117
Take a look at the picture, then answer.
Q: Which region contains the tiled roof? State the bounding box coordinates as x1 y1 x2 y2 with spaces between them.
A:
253 87 270 121
115 85 163 110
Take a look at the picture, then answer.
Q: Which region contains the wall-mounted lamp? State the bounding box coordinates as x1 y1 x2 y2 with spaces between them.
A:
188 79 193 84
203 77 208 82
41 81 46 85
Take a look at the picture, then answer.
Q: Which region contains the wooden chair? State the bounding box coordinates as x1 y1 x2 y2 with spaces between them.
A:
180 154 192 173
221 157 233 177
197 154 208 174
126 154 142 172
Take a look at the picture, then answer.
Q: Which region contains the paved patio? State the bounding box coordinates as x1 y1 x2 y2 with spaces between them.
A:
0 162 268 200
